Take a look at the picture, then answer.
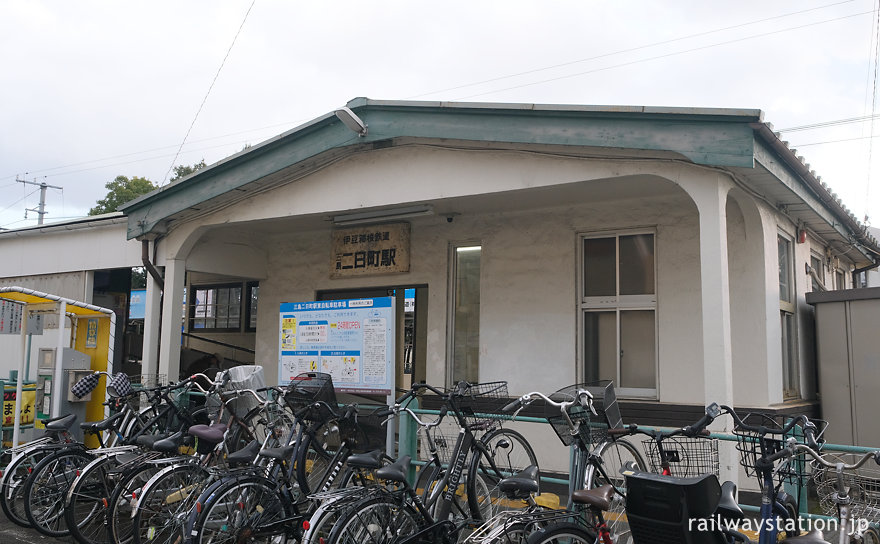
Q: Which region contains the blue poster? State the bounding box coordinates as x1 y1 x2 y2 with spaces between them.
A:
278 297 395 394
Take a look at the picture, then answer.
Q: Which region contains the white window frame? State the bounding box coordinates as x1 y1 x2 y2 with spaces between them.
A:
578 229 658 399
778 233 799 399
446 242 482 387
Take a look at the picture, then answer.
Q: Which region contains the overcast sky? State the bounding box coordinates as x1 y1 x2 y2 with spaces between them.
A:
2 0 880 231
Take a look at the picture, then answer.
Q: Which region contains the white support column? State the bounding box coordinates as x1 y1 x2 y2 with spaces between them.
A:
688 177 737 484
158 259 185 383
142 271 162 380
13 307 28 446
693 183 735 410
52 301 67 418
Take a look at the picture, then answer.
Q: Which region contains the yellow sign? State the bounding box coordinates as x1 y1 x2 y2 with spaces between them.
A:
3 386 36 427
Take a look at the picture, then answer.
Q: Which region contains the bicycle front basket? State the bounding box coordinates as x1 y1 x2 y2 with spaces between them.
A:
340 406 387 454
544 381 612 447
733 412 826 484
812 453 880 523
642 436 720 477
454 381 509 429
284 372 337 415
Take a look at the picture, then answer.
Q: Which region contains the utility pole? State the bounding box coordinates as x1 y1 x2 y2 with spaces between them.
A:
16 177 62 225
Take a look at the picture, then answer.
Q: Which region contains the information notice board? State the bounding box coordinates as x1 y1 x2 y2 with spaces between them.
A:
278 297 395 395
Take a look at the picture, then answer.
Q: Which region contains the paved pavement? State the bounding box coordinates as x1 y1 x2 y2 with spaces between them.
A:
0 515 76 544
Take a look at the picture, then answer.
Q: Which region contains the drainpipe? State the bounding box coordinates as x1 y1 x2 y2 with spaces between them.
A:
853 260 880 287
142 240 164 288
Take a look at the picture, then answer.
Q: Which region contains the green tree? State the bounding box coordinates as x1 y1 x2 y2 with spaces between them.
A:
89 175 157 215
169 159 207 182
131 266 147 289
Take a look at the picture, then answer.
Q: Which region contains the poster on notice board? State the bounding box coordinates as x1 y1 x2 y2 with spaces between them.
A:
278 297 395 395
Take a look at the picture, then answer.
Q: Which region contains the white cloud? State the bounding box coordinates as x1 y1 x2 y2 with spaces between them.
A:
3 0 880 227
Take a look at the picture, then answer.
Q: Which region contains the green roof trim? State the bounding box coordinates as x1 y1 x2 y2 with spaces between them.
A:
121 99 761 239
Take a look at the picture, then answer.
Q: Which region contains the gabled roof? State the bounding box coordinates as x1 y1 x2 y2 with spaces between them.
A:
119 98 879 265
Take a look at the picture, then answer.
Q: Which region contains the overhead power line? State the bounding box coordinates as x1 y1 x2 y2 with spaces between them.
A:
0 0 870 185
452 9 874 101
408 0 859 100
163 0 257 185
778 114 880 132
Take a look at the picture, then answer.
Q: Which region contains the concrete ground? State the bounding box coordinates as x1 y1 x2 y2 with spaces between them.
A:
0 515 76 544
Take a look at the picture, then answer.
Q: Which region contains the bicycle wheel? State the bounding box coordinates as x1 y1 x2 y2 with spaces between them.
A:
190 475 292 544
23 447 94 536
415 463 472 524
302 489 365 544
228 402 295 454
295 421 344 495
328 495 422 544
108 461 167 544
468 428 539 521
0 445 56 527
583 438 645 544
132 463 209 544
861 527 880 544
780 493 801 538
65 454 122 544
525 522 597 544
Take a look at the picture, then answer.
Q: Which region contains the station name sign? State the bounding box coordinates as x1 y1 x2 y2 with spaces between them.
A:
331 222 410 278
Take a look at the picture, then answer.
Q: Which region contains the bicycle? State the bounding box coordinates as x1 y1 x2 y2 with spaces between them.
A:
1 373 162 531
130 373 292 544
617 404 828 544
183 377 390 544
507 402 728 544
21 374 218 538
488 382 645 542
409 381 538 525
725 405 826 544
326 380 539 544
807 445 880 543
464 382 647 544
0 413 80 527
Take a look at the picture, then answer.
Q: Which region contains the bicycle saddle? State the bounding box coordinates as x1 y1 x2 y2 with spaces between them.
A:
134 432 170 449
188 423 227 444
152 431 186 453
498 465 541 499
716 480 744 521
259 443 296 461
346 449 386 470
571 484 614 511
43 413 77 431
227 439 262 466
376 455 411 484
80 411 125 432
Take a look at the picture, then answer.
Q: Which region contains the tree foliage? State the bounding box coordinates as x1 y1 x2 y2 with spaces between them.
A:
88 175 157 215
88 161 208 216
169 159 207 182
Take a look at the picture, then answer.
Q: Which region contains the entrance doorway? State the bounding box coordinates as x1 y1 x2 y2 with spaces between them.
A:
316 285 427 396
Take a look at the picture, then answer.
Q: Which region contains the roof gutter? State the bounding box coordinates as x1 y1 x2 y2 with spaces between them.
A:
752 122 880 262
0 214 128 239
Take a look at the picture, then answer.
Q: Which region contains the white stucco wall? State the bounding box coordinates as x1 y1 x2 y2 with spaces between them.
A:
0 220 141 278
177 146 712 405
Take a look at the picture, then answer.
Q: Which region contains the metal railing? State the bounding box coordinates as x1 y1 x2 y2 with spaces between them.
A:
395 403 879 522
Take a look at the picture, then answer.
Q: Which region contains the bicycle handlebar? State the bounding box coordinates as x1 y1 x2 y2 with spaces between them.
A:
777 443 880 470
720 404 814 441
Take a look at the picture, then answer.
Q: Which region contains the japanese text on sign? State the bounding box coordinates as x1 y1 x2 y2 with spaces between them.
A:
331 223 410 278
279 297 395 395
